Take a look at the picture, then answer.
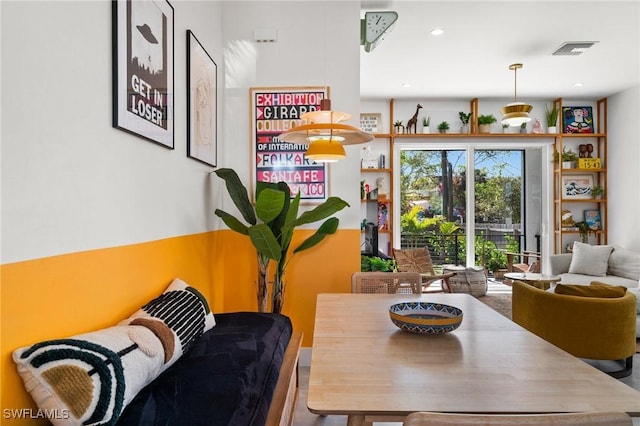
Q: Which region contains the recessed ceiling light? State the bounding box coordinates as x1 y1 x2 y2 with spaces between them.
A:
430 28 444 36
401 83 411 88
574 82 584 87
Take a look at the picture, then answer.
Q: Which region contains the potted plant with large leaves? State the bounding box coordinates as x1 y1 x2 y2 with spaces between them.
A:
214 168 349 313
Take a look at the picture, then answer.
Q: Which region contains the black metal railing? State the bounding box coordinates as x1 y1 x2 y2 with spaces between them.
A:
401 230 527 266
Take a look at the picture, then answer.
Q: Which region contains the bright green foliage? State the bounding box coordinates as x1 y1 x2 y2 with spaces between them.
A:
361 255 397 272
214 168 349 313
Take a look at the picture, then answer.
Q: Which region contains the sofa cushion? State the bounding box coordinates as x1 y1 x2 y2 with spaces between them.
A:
13 278 215 426
555 282 627 298
558 273 638 288
568 242 613 277
117 312 293 426
608 246 640 281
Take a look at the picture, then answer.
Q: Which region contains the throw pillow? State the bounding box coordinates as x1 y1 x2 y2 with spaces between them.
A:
568 242 613 277
13 278 215 426
555 282 627 298
607 246 640 281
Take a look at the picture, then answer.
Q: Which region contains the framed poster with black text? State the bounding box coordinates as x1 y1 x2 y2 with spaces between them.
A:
250 86 329 202
187 30 217 167
112 0 174 148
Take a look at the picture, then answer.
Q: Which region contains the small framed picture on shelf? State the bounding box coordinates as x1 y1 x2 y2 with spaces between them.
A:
378 201 389 231
562 175 593 199
360 113 382 133
584 209 601 230
562 106 594 134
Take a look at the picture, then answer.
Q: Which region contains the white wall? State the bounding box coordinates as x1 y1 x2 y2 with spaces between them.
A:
1 1 223 264
607 85 640 250
217 1 362 229
2 0 635 266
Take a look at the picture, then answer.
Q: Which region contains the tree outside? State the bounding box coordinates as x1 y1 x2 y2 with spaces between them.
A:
400 149 523 268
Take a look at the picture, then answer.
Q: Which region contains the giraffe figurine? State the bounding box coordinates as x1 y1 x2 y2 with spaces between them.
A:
406 104 423 134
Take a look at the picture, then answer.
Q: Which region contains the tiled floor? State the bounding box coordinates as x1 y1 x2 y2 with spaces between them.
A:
293 281 640 425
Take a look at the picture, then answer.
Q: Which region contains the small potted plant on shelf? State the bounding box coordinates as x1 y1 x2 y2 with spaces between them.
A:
554 148 579 169
458 111 472 134
502 123 509 133
438 121 450 134
477 114 497 133
422 116 430 133
520 122 527 134
575 221 595 244
393 120 404 134
591 185 604 199
545 103 559 133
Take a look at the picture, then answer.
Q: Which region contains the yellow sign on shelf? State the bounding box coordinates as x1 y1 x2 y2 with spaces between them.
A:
578 158 602 169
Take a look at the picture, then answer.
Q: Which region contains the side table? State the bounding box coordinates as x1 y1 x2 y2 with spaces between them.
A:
504 272 561 291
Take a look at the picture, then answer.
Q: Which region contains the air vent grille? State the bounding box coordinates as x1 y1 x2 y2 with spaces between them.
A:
552 41 598 56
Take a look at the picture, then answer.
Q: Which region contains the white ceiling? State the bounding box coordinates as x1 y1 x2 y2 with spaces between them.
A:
360 1 640 100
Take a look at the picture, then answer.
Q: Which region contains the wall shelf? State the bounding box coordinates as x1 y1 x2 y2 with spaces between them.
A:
553 97 608 253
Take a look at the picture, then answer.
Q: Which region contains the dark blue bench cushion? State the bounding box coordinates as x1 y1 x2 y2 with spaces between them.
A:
117 312 293 426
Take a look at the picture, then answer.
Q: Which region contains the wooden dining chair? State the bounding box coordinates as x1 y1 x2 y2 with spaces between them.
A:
403 411 633 426
392 247 455 293
351 272 422 294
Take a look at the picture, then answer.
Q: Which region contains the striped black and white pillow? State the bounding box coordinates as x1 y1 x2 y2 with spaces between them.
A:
13 278 215 425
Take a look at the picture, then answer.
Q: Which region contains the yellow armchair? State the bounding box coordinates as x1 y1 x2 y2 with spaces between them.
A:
512 280 637 378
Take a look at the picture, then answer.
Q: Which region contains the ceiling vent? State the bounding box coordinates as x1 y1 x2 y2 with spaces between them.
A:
552 41 598 56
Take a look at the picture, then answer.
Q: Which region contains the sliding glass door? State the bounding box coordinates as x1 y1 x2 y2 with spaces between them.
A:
396 143 543 273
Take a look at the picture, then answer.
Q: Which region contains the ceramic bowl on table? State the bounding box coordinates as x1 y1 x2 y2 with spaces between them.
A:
388 302 463 334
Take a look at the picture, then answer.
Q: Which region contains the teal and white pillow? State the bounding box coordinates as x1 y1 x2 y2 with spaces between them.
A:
13 278 215 425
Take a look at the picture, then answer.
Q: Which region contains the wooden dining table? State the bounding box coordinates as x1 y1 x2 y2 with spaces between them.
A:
307 293 640 426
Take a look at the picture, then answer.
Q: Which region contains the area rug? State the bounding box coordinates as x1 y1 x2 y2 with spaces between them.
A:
477 293 512 320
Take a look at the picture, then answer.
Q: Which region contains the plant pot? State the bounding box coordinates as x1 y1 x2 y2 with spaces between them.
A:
460 124 470 134
439 129 447 134
478 124 491 134
562 161 575 169
423 126 430 134
548 126 557 134
493 269 507 279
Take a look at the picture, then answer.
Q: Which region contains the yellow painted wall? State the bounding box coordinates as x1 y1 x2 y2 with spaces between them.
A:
0 228 359 419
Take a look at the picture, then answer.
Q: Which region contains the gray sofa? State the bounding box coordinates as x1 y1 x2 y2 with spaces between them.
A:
549 244 640 338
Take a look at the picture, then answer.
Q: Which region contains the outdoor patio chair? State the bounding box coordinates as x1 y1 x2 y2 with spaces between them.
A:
351 272 422 294
505 250 541 273
391 247 455 293
403 411 632 426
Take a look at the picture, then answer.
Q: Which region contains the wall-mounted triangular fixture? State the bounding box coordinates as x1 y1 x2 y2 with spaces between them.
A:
360 11 398 53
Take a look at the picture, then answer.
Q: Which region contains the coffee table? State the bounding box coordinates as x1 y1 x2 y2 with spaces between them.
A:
307 293 640 426
504 272 561 290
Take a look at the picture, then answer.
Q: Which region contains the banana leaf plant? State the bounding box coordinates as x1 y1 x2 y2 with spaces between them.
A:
214 168 349 313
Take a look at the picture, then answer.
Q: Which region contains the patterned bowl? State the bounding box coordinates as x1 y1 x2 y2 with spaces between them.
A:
389 302 463 334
